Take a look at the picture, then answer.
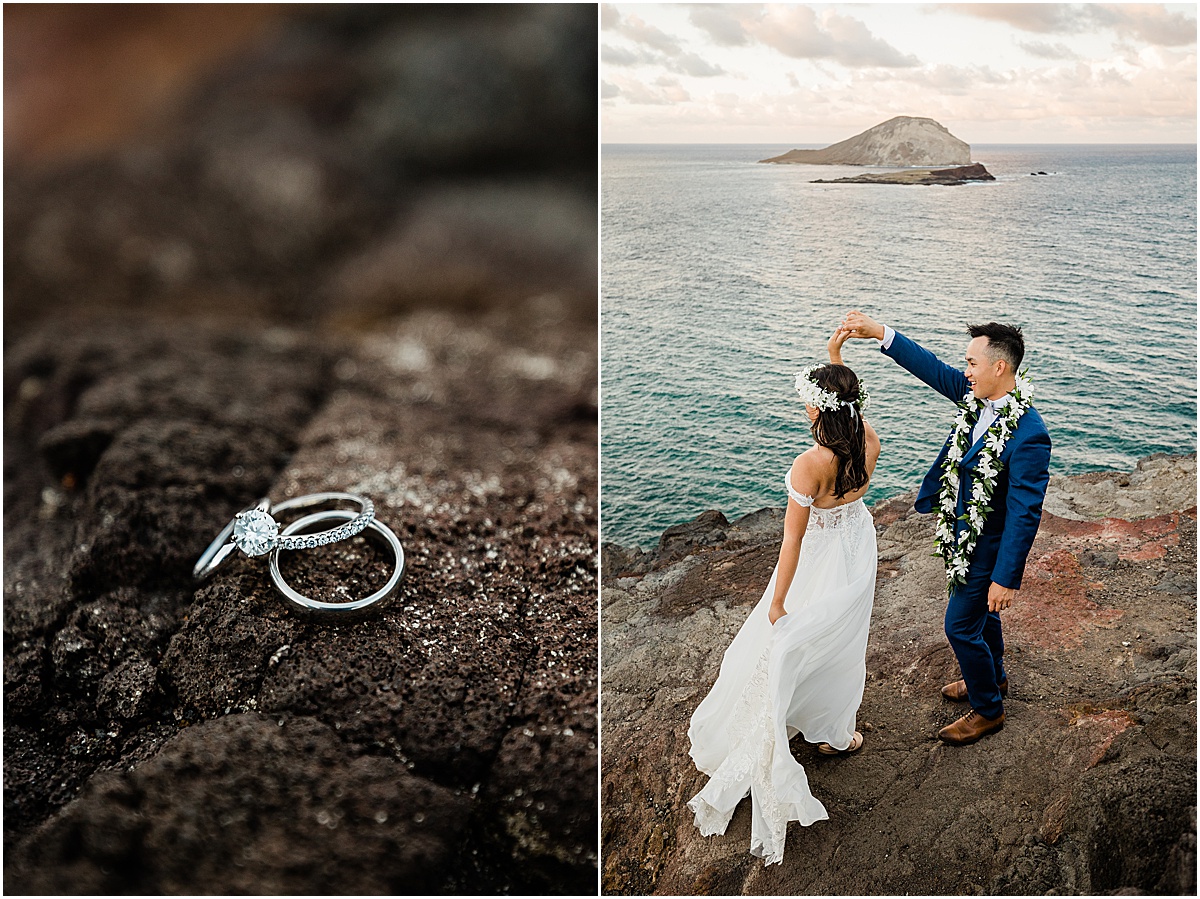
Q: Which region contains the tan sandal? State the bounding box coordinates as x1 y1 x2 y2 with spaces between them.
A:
817 730 863 755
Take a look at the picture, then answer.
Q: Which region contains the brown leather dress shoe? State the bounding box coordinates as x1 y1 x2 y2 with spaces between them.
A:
938 708 1005 745
941 677 1008 701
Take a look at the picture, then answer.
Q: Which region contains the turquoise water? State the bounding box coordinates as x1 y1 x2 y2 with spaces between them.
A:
602 144 1197 548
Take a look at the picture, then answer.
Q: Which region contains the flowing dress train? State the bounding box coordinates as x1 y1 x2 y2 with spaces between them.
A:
687 474 877 865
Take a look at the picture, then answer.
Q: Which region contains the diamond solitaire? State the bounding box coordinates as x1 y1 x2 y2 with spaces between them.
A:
232 509 279 556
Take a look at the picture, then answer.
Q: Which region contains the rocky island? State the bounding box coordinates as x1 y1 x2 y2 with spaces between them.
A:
761 116 971 167
601 454 1196 895
811 162 996 186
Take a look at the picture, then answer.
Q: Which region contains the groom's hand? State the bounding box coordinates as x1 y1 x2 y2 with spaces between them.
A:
988 582 1017 612
841 310 885 341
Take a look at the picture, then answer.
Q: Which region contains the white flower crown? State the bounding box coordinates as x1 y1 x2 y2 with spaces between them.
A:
794 365 870 415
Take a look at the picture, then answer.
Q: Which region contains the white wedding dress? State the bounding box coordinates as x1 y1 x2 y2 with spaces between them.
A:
687 472 877 865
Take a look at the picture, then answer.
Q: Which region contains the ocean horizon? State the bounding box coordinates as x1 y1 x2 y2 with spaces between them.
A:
601 143 1197 548
603 141 1198 147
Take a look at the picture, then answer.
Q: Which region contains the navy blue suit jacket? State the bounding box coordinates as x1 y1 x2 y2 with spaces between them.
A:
883 330 1052 590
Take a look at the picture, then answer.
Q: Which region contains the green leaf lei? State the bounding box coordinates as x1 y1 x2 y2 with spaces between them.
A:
933 369 1034 593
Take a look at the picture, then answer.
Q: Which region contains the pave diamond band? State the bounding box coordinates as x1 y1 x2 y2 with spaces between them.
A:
269 509 405 617
274 500 375 551
195 492 375 579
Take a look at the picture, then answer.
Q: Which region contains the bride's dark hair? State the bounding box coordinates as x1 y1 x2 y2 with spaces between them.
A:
808 364 868 498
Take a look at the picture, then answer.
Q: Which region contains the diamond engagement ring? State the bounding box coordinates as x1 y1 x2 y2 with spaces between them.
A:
194 492 375 580
270 509 405 617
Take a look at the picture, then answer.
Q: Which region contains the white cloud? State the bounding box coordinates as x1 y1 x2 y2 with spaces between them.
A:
678 52 725 77
688 4 753 47
602 6 726 78
607 75 691 106
1094 4 1197 47
602 43 644 67
938 4 1095 35
1019 40 1079 60
941 3 1197 47
655 75 691 103
819 10 923 67
689 4 921 68
619 11 685 56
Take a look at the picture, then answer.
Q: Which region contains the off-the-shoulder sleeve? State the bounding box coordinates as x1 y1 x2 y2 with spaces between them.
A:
784 474 814 507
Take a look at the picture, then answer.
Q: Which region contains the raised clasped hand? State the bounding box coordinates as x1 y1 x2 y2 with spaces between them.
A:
840 310 883 341
828 326 851 363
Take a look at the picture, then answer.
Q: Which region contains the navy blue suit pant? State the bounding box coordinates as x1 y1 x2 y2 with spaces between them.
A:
945 566 1007 720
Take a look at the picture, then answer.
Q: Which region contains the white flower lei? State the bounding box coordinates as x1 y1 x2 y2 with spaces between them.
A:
934 369 1034 592
794 365 870 415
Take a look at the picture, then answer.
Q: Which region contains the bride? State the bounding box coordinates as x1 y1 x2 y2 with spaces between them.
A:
687 327 881 865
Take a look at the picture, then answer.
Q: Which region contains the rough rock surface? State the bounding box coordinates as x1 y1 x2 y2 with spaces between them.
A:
760 116 971 166
601 454 1196 895
4 6 596 894
811 162 995 186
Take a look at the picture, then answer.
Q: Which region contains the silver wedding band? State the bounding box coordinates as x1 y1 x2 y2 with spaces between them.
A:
269 509 405 617
194 492 374 580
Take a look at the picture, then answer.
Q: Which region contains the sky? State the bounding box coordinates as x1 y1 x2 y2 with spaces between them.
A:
601 3 1198 143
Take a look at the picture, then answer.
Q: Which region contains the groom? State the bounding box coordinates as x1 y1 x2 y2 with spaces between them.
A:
843 311 1051 745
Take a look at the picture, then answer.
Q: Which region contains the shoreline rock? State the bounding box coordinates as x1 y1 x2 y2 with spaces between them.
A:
601 453 1196 895
810 162 995 186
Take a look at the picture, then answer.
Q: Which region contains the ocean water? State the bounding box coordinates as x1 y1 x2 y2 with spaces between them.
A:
602 144 1197 548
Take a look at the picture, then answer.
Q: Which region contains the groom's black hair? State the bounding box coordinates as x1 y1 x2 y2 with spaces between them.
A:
968 322 1024 371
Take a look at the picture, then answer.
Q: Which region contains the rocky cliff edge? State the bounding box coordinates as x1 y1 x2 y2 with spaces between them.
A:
601 454 1196 895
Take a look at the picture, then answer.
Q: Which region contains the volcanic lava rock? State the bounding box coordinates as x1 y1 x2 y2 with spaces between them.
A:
811 162 996 186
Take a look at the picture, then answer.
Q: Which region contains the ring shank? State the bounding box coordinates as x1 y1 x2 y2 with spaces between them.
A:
193 498 269 579
269 509 404 616
271 492 368 515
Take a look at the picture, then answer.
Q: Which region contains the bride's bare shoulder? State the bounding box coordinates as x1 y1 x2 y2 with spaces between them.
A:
793 444 836 470
789 446 834 489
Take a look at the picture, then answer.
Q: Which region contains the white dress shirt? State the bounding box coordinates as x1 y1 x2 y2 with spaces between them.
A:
972 396 1010 444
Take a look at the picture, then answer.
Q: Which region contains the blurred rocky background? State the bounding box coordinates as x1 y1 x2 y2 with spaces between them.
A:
4 5 596 894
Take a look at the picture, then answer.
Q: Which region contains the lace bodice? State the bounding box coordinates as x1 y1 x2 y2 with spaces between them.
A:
785 476 869 523
784 474 872 561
